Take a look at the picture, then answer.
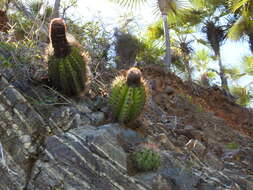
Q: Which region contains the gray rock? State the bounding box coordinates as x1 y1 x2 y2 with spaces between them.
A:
75 103 92 114
185 139 206 156
0 76 48 190
91 111 105 126
49 106 91 133
26 124 150 190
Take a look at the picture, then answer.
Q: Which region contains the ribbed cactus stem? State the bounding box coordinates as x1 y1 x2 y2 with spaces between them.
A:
109 67 149 123
49 18 71 58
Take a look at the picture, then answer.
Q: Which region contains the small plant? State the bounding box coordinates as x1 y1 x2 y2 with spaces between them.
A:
132 143 161 172
46 18 90 96
109 67 149 123
226 142 239 150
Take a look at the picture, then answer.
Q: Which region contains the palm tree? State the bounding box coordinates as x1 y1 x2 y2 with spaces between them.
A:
109 0 191 71
227 0 253 52
202 20 229 91
173 36 193 81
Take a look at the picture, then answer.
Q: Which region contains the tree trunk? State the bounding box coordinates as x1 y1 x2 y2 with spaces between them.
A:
217 53 229 91
52 0 61 18
162 14 171 72
185 58 192 82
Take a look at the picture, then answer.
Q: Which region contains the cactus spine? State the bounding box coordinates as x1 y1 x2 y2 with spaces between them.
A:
109 67 149 123
47 18 89 96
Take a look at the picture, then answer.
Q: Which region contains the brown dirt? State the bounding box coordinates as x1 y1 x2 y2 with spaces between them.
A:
0 10 10 32
141 66 253 139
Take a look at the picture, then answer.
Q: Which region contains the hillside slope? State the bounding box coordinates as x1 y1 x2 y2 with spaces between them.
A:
0 50 253 190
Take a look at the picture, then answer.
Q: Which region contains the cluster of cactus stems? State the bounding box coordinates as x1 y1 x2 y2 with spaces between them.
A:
47 18 89 96
109 67 149 123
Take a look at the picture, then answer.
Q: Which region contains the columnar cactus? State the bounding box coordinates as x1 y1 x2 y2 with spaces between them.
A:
46 18 90 96
109 67 149 123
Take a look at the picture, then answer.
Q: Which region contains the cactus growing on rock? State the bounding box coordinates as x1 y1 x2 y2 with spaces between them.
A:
109 67 149 123
132 143 161 172
46 18 90 96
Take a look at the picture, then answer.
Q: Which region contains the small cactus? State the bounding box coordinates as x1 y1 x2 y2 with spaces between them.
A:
46 18 90 96
109 67 149 123
132 143 161 172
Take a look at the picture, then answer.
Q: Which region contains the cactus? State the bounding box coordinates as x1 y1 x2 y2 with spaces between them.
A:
132 143 161 172
109 67 149 123
46 18 90 96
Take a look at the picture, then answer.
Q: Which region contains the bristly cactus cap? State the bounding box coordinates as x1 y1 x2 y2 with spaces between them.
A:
126 67 142 87
49 18 70 58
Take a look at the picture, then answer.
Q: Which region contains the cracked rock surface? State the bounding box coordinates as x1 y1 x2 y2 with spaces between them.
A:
1 70 253 190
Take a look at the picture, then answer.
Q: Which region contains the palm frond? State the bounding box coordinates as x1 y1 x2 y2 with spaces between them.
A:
231 86 251 106
158 0 192 15
228 0 250 13
147 22 164 40
228 15 253 41
243 55 253 75
109 0 149 9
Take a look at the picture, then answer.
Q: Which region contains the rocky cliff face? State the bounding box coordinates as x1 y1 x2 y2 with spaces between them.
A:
0 55 253 190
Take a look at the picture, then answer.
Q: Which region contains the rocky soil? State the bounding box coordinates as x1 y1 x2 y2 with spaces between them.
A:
0 50 253 190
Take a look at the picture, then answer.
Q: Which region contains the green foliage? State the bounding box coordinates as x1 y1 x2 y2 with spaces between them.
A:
67 20 111 62
226 142 239 150
109 67 148 123
9 13 33 39
147 21 164 40
193 49 210 69
48 47 88 96
0 39 40 68
231 86 252 106
243 55 253 75
228 15 253 40
224 67 245 80
136 38 164 66
132 146 161 172
0 55 12 67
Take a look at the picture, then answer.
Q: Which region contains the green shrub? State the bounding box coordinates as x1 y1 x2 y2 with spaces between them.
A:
109 67 149 123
